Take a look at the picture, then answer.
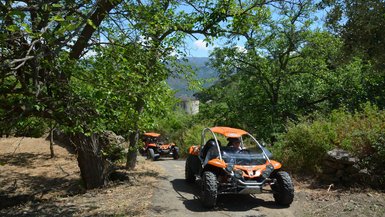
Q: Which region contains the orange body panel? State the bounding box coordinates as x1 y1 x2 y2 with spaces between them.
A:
207 159 226 168
188 146 200 155
270 160 282 170
210 126 248 138
160 144 171 150
147 143 157 148
208 158 282 178
144 132 161 137
234 164 266 178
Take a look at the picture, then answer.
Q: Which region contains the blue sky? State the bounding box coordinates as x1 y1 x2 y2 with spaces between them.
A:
185 37 215 57
183 35 247 57
181 2 327 58
184 37 219 57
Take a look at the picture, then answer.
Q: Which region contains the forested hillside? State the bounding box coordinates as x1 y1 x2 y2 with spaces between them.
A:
167 57 217 98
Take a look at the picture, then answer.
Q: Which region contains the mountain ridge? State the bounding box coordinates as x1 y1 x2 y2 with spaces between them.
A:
167 57 218 98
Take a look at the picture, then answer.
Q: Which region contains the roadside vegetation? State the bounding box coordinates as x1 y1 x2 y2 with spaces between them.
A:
272 104 385 185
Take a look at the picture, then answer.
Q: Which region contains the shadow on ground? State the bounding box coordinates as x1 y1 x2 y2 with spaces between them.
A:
0 171 82 209
0 153 46 168
0 199 80 217
170 178 287 212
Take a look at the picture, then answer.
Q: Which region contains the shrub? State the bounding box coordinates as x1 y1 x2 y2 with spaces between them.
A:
178 123 208 156
274 103 385 181
272 117 335 173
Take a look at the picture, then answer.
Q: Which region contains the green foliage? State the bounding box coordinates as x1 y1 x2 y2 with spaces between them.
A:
154 107 216 157
71 42 177 137
199 0 385 144
332 104 385 180
177 122 210 157
202 2 342 141
272 116 335 173
322 0 385 71
273 103 385 177
13 117 48 138
155 108 191 137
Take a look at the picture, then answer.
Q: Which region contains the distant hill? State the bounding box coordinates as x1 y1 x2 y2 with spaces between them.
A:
167 57 218 99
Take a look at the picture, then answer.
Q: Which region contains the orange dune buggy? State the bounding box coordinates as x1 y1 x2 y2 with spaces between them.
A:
185 126 294 208
140 132 179 160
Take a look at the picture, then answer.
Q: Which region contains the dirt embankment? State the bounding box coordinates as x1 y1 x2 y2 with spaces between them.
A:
0 137 384 217
0 137 163 216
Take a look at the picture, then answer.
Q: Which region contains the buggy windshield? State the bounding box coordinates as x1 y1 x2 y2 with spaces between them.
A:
221 148 269 166
204 146 272 166
201 127 273 166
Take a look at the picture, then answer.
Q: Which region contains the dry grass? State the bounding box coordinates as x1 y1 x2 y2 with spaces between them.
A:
0 137 164 216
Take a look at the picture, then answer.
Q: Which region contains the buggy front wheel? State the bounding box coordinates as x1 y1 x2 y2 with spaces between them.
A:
271 171 294 206
201 171 218 208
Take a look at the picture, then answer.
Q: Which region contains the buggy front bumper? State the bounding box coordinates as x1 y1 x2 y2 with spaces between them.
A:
219 178 273 194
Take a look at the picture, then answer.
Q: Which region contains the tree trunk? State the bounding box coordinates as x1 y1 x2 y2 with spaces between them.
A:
72 133 113 189
126 98 145 169
126 130 139 169
49 127 55 158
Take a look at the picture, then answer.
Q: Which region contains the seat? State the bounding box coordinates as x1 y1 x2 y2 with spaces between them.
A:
200 139 221 160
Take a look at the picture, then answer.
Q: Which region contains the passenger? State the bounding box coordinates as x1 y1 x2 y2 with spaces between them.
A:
226 137 242 151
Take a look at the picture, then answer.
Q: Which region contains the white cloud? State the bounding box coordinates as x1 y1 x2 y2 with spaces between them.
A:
194 40 210 50
235 45 247 53
83 49 97 58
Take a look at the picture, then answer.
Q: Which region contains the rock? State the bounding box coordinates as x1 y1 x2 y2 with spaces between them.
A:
323 159 345 169
358 168 369 175
101 131 126 147
325 149 358 165
99 131 128 162
345 164 360 174
321 165 338 174
336 169 345 178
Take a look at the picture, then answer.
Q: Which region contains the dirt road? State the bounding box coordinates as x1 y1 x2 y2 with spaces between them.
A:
146 159 299 217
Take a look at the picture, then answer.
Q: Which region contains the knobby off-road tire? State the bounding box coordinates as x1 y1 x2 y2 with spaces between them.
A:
201 171 218 208
185 155 195 183
148 148 156 161
271 171 294 206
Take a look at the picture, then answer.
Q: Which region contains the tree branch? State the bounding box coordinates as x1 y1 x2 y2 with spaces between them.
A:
69 0 122 60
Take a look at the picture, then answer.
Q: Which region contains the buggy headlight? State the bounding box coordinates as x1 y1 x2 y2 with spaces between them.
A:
262 164 274 178
234 170 243 179
225 164 234 173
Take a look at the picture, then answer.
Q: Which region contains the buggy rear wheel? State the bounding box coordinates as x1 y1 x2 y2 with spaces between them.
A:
271 171 294 206
185 155 195 183
201 171 217 208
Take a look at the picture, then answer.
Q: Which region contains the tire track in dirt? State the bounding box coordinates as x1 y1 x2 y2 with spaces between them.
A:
146 159 296 217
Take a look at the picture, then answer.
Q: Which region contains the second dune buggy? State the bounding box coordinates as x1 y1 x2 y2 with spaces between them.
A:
140 132 179 160
185 126 294 208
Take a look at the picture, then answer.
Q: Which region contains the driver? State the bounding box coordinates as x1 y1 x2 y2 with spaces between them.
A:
227 137 242 151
